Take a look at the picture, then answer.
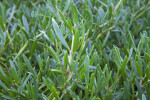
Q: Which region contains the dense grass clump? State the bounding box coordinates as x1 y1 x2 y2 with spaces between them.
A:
0 0 150 99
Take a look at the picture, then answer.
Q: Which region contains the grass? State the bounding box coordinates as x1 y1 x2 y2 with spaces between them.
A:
0 0 150 99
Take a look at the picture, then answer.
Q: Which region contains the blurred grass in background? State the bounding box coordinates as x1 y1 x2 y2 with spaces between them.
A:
0 0 150 99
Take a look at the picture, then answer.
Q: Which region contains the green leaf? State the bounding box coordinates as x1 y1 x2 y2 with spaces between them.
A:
0 80 8 92
49 30 54 44
0 66 6 78
14 41 29 61
30 39 37 57
22 15 29 31
108 5 112 19
38 55 43 70
21 28 29 39
73 29 79 52
23 54 36 75
98 7 105 20
102 31 110 47
30 85 36 99
128 48 133 62
142 94 147 100
59 10 72 31
47 46 59 62
85 86 88 100
2 0 6 24
121 56 128 73
135 79 142 97
89 73 95 89
43 31 53 43
50 69 63 74
0 74 10 87
36 41 59 62
52 18 70 50
52 86 59 99
145 52 150 61
42 77 55 90
64 51 68 66
0 16 5 30
71 3 78 25
70 60 78 77
84 56 89 87
146 66 149 78
63 0 71 14
8 89 25 98
136 61 142 77
83 8 93 29
114 46 122 68
0 93 16 100
90 52 96 65
10 62 18 83
21 73 32 91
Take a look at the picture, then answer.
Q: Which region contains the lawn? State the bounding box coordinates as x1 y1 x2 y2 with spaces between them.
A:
0 0 150 99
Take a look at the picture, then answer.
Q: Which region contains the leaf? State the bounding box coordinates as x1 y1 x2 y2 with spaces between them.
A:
0 66 6 78
23 54 36 75
64 51 68 66
38 55 43 70
0 16 5 30
49 30 54 44
10 65 18 83
70 60 78 77
40 30 53 44
52 18 70 50
22 15 29 31
36 41 59 62
8 89 25 98
145 52 150 61
21 73 32 92
59 10 72 31
0 93 16 100
108 5 112 19
89 73 95 89
14 41 29 61
146 66 149 78
52 86 59 99
71 3 78 25
2 0 6 24
90 52 96 65
85 86 88 100
102 31 110 47
83 8 93 29
73 29 79 52
30 85 36 99
42 77 55 90
21 28 29 39
50 69 63 74
121 56 128 73
47 46 59 61
98 7 105 20
137 34 145 54
114 46 122 68
63 0 71 14
0 74 10 87
142 94 147 100
136 61 142 77
30 39 37 57
135 79 142 97
84 56 89 87
128 48 133 62
0 80 8 92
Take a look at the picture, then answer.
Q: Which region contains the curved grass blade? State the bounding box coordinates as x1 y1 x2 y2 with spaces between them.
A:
52 18 70 50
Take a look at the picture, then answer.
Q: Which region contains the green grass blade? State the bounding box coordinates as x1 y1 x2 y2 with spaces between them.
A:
52 18 70 50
